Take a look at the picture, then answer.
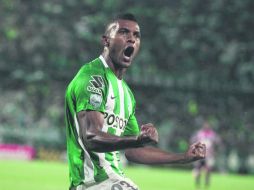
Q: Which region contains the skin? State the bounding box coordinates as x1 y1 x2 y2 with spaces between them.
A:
77 19 206 164
101 19 141 79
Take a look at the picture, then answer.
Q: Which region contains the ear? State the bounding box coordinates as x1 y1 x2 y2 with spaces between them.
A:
102 35 110 47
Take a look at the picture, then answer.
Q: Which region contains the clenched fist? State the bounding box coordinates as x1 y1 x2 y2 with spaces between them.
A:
137 123 159 145
185 142 206 162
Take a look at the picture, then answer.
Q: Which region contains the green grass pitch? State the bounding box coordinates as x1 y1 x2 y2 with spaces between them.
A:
0 160 254 190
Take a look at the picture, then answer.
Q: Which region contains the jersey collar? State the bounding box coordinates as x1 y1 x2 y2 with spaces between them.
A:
99 55 109 68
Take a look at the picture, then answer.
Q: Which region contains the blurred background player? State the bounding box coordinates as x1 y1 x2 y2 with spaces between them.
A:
190 121 221 189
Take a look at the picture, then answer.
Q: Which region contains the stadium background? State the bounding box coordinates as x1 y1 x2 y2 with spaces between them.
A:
0 0 254 188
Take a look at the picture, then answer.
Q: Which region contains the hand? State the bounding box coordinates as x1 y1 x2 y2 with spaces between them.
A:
185 142 206 162
137 123 159 145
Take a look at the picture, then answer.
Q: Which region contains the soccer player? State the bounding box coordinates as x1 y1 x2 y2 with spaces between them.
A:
190 121 221 189
65 13 206 190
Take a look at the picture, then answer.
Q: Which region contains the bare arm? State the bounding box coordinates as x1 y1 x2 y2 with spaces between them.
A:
77 110 158 152
125 142 206 165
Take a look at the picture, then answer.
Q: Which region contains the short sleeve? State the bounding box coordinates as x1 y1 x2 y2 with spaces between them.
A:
74 74 106 113
123 113 140 136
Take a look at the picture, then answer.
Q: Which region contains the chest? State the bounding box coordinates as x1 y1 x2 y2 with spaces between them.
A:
102 77 133 135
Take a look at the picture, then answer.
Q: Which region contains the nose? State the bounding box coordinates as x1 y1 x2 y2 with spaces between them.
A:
127 33 135 44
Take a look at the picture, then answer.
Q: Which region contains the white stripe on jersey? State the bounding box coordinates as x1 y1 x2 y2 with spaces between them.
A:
100 80 118 176
108 79 125 170
103 80 115 132
74 114 95 184
116 79 125 136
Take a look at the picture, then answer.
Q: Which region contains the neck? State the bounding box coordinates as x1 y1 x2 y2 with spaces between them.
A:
101 50 126 80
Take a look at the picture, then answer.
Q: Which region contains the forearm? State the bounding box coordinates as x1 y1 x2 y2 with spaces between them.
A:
85 130 142 152
125 146 192 165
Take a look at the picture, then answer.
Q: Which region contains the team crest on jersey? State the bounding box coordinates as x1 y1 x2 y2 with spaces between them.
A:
87 75 104 95
89 93 102 108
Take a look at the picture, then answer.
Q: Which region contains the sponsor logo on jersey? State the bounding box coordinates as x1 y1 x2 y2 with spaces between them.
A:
87 75 104 95
104 112 128 131
89 93 102 108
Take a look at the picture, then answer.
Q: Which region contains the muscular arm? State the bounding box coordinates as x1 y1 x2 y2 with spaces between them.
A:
77 110 157 152
125 142 206 165
78 110 205 163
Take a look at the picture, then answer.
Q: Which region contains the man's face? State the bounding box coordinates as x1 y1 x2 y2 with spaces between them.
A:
105 19 141 68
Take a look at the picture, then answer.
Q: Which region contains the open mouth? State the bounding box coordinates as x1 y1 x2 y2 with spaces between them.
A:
123 46 134 58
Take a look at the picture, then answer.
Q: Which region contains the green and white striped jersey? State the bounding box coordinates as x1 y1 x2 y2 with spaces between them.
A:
65 56 140 187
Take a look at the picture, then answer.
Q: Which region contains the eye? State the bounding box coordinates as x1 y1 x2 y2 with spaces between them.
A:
134 32 141 39
118 28 129 35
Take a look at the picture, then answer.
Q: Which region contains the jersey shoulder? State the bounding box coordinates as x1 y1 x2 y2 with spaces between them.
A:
69 58 106 89
65 57 108 100
65 57 108 112
77 58 106 81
